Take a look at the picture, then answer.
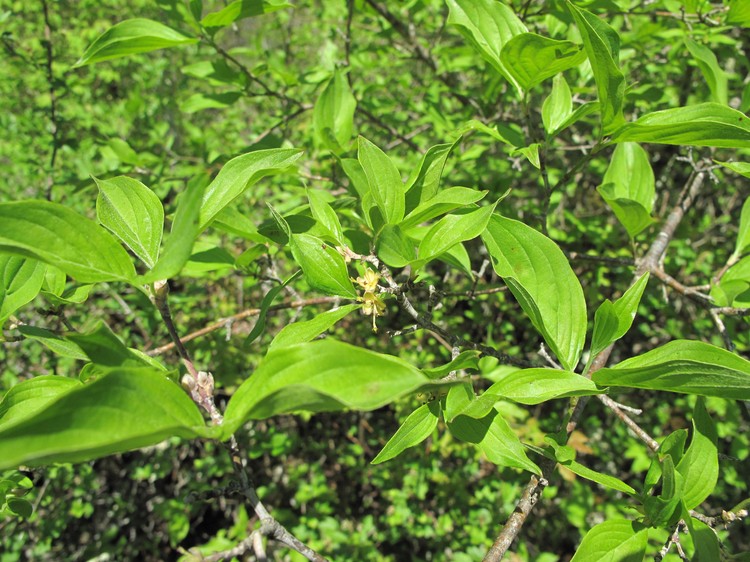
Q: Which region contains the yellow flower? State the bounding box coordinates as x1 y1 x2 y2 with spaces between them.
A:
353 268 380 293
359 290 386 332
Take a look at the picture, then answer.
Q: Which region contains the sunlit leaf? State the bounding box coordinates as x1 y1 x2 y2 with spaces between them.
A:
0 201 135 283
482 215 587 371
76 19 198 66
594 340 750 399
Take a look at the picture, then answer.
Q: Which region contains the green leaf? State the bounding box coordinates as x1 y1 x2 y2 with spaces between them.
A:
727 0 750 26
269 303 361 350
307 188 344 243
357 136 405 225
710 255 750 307
376 224 416 268
446 0 527 95
418 203 496 265
17 326 88 360
140 176 205 283
405 139 461 212
66 321 150 367
422 350 481 379
644 455 684 527
597 143 655 238
313 69 356 155
500 33 586 92
570 519 648 562
181 92 242 113
401 187 488 230
566 1 625 135
716 161 750 179
675 399 718 510
735 197 750 256
611 103 750 148
0 257 45 327
445 383 474 422
456 119 525 148
372 401 440 464
290 234 356 298
525 444 636 494
549 101 600 137
199 148 304 231
201 0 292 28
94 176 164 268
486 368 599 405
76 18 198 66
593 340 750 399
482 215 587 371
222 339 430 433
244 271 301 346
0 201 135 283
6 497 33 519
685 516 721 562
448 410 540 474
685 38 728 105
542 74 573 136
0 375 82 433
0 368 207 470
590 272 650 359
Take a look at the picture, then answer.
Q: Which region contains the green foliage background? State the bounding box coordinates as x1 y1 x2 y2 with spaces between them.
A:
1 0 749 560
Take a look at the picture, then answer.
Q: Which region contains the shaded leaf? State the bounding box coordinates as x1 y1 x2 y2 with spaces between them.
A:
0 375 82 433
448 410 540 474
244 271 301 346
376 224 416 268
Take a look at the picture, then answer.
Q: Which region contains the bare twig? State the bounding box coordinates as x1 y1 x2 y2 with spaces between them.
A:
150 282 329 562
146 296 340 356
598 395 659 452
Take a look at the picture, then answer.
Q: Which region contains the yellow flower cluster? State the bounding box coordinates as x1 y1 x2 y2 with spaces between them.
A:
353 268 386 332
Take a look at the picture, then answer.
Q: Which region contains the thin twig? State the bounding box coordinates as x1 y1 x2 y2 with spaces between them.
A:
41 0 60 201
146 296 340 356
